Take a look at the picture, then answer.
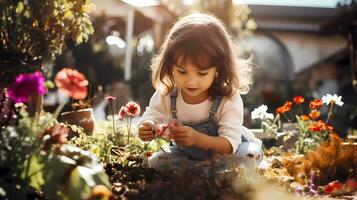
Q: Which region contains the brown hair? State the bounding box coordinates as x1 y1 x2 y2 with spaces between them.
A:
151 13 252 98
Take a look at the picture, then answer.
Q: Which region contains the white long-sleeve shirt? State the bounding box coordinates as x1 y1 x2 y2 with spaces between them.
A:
139 90 262 154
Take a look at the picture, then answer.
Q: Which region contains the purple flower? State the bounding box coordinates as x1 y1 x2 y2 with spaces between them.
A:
7 71 47 103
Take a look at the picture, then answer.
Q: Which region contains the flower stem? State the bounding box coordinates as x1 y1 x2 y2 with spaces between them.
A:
325 102 334 124
127 116 132 144
282 113 291 123
109 101 115 135
53 95 69 119
299 105 304 116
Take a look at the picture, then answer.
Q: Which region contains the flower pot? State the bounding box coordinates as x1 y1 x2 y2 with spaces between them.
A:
61 108 95 136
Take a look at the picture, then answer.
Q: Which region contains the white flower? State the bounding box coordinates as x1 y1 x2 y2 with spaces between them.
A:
251 104 274 120
322 94 344 106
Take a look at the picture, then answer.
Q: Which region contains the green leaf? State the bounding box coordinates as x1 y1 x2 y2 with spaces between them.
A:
283 134 292 142
27 155 45 189
16 2 24 13
67 169 87 200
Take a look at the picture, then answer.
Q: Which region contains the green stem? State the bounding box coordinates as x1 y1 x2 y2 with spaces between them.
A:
127 117 132 145
53 95 69 119
24 154 32 183
325 102 334 125
144 137 155 150
110 101 115 135
282 113 292 123
299 104 304 116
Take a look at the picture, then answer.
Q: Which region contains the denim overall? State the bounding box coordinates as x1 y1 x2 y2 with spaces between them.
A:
169 89 233 161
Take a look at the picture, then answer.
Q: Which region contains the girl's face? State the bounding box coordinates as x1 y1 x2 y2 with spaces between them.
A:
172 58 216 104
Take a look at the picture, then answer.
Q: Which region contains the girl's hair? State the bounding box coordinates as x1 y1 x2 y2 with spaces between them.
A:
151 13 253 98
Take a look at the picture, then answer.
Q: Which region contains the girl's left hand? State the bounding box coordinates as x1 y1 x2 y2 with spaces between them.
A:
172 126 198 147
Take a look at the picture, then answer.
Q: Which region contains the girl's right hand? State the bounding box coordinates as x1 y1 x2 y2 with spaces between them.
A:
138 120 155 141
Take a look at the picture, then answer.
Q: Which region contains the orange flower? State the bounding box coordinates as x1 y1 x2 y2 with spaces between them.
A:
309 109 320 120
125 101 140 117
54 68 88 100
300 115 310 121
293 96 304 105
276 101 292 114
308 120 326 132
89 185 112 199
309 99 322 109
326 125 333 132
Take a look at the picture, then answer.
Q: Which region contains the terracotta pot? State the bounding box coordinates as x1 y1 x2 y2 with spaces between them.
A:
61 108 95 135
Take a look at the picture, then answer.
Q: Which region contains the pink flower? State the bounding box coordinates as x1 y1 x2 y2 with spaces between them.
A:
118 106 128 120
8 71 47 103
54 68 88 100
125 101 140 117
155 120 180 141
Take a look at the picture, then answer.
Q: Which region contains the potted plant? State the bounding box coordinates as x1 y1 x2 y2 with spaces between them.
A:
54 67 95 135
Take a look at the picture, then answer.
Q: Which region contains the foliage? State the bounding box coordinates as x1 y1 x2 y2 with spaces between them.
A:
0 0 94 61
0 79 111 200
281 134 357 186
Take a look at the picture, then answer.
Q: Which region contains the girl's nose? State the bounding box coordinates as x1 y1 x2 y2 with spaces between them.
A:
186 75 199 86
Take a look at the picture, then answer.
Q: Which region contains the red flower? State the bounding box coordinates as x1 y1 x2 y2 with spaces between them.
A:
145 151 153 157
345 179 357 192
324 180 343 194
118 106 128 120
125 101 140 117
309 99 322 109
54 68 89 100
309 109 320 120
106 96 116 101
276 101 292 114
293 96 304 105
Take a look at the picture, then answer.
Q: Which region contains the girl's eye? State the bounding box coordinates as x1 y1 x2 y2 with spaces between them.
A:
177 70 187 74
198 72 208 76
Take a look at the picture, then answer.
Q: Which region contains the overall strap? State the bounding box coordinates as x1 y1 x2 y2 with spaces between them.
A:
170 88 178 119
209 96 222 119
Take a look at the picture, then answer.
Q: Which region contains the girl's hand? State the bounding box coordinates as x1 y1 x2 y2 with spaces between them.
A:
172 126 198 147
138 121 155 141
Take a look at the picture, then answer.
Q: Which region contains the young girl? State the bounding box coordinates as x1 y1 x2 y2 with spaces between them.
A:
138 13 262 169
